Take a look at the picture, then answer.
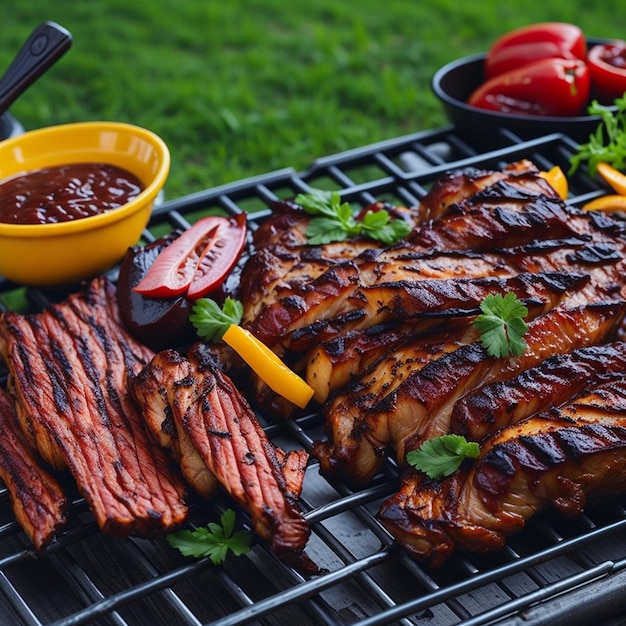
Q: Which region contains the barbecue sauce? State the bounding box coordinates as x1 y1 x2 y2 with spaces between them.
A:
0 162 143 225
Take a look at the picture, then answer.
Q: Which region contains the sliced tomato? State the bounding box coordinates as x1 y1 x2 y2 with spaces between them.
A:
133 214 247 298
187 213 247 300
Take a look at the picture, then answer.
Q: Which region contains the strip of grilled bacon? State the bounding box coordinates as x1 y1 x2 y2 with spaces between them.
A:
132 343 312 567
377 371 626 567
0 277 188 538
0 387 68 550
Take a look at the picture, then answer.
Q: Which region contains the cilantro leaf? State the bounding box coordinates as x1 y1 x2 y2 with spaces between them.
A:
473 292 528 358
295 189 411 245
406 434 480 479
189 296 243 342
569 95 626 177
166 509 252 564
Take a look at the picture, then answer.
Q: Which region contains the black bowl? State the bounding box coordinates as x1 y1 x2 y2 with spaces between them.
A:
0 112 24 141
431 44 615 150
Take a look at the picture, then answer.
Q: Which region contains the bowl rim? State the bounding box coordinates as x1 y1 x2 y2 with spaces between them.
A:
431 39 618 124
0 120 170 238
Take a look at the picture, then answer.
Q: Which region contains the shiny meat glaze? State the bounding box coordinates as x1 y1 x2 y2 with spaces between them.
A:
0 277 188 538
0 387 68 550
131 342 313 569
377 370 626 568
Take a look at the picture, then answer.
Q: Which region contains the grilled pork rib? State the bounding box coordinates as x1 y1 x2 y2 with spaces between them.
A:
131 344 312 565
378 370 626 567
0 278 188 538
0 387 68 550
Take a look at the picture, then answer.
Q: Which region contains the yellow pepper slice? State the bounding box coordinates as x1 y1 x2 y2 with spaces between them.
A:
222 324 314 409
539 165 568 201
596 162 626 196
582 194 626 213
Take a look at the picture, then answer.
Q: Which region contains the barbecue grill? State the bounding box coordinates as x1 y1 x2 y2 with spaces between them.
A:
1 125 626 626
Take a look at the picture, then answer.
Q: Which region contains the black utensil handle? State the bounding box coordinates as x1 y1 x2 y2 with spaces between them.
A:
0 21 72 111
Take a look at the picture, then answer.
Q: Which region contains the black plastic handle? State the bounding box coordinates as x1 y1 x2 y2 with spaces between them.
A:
0 21 72 114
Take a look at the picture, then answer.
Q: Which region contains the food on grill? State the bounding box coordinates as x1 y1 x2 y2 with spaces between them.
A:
0 387 68 550
377 350 626 567
131 342 312 567
0 277 189 538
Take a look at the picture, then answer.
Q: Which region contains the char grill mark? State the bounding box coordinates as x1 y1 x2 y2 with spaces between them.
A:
451 341 626 441
0 278 188 538
133 343 311 564
377 375 626 567
0 388 68 550
314 298 626 486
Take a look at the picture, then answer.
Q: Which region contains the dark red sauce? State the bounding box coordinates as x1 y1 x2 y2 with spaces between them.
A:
0 162 144 225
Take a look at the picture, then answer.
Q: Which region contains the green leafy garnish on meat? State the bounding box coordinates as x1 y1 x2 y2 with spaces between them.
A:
473 292 528 358
406 434 480 479
296 188 411 245
167 509 252 564
569 95 626 177
189 296 243 342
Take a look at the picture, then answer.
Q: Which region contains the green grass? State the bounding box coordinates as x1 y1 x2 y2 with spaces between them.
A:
0 1 623 199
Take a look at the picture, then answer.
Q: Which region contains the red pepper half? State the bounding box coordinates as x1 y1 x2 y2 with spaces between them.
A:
485 22 586 79
133 213 247 299
468 57 590 117
587 41 626 104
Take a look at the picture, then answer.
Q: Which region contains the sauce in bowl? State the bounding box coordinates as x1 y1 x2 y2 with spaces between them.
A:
0 162 144 225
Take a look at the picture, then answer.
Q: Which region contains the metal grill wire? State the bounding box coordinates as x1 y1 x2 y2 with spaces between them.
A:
1 129 626 626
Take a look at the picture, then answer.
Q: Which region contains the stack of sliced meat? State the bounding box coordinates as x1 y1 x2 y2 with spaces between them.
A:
237 159 626 564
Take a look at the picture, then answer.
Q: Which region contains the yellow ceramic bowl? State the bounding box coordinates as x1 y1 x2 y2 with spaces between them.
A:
0 121 170 286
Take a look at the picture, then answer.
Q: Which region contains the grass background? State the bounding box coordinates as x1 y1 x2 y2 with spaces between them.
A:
0 1 624 199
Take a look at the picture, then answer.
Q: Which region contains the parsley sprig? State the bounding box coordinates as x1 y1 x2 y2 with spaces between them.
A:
295 189 411 245
189 296 243 342
406 434 480 479
569 95 626 177
167 509 252 564
473 293 528 358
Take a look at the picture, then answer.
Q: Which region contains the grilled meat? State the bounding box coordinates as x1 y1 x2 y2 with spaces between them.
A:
0 277 188 538
0 387 68 550
451 341 626 441
377 372 626 567
132 343 312 565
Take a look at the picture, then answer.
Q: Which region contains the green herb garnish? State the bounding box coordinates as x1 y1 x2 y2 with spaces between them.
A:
189 296 243 342
569 95 626 177
406 434 480 479
473 293 528 358
167 509 252 564
295 189 411 245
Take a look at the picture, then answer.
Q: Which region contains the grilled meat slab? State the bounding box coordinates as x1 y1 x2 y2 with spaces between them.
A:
0 277 188 538
0 387 68 550
378 372 626 567
132 343 311 564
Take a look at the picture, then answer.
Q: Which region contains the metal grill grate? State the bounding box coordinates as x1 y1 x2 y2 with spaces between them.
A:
2 126 626 626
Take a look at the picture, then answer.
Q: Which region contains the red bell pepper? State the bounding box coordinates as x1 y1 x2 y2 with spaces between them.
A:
485 22 586 79
468 57 590 117
587 41 626 104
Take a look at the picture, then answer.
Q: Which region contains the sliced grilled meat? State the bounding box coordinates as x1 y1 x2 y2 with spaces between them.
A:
0 387 68 550
451 341 626 441
0 277 188 538
378 375 626 567
133 343 312 566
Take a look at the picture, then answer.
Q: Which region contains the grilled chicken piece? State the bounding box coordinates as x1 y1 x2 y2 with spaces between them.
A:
0 387 68 550
0 278 188 538
314 297 626 486
130 350 219 499
417 159 559 220
133 343 312 566
451 341 626 441
378 375 626 567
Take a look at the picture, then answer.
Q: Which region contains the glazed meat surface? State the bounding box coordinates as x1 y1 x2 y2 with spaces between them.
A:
0 277 188 538
0 387 68 550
